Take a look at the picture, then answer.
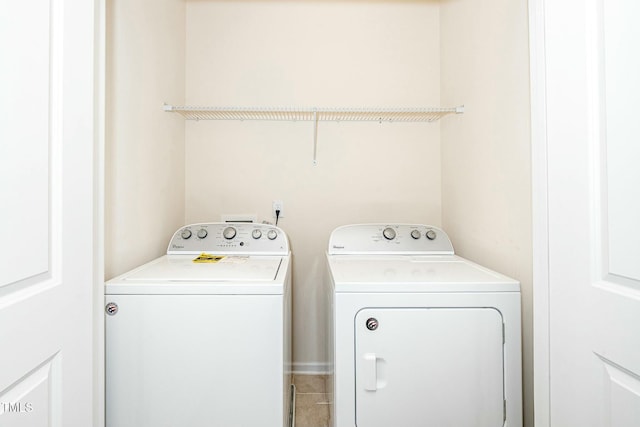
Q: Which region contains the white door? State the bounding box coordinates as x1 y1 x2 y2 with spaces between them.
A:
355 308 504 427
0 1 101 426
532 0 640 425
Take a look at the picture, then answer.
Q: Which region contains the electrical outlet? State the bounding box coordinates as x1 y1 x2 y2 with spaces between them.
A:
272 200 284 219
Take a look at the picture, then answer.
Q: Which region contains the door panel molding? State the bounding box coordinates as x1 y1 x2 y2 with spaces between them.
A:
593 0 640 285
0 0 57 290
0 353 61 426
599 356 640 427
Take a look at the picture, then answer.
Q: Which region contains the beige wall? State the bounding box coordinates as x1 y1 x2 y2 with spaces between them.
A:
440 0 532 426
106 1 533 421
184 0 442 371
105 0 186 279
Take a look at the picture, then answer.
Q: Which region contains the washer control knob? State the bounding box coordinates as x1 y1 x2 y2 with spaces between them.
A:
197 228 208 239
223 227 237 240
267 229 278 240
382 227 396 240
366 318 379 331
425 229 437 240
410 230 421 240
252 229 262 239
181 229 192 239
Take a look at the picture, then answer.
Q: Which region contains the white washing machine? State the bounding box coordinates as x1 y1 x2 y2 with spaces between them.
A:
326 224 522 427
105 222 292 427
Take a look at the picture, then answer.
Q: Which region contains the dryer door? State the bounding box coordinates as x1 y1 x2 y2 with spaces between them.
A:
355 308 504 427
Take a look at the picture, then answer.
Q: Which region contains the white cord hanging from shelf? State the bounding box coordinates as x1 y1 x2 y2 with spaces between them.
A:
163 104 465 164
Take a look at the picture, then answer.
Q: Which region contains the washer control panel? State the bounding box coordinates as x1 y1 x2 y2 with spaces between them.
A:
167 223 289 255
328 224 454 255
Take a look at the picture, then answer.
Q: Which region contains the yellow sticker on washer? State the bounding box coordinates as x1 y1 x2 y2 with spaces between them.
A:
192 253 225 263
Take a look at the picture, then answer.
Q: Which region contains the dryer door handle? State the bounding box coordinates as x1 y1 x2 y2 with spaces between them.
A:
363 353 378 391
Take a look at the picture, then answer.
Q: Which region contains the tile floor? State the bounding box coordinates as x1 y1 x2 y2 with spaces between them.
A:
293 374 331 427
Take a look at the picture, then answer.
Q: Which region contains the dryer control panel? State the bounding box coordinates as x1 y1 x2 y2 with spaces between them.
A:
167 222 289 255
328 224 454 255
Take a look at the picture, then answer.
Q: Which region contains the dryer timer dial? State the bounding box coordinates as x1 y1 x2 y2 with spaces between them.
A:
382 227 396 240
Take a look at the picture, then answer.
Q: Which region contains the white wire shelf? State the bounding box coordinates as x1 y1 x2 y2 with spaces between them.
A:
163 105 464 122
163 104 465 165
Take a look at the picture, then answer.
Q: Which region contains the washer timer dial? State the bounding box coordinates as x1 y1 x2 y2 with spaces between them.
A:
223 227 237 240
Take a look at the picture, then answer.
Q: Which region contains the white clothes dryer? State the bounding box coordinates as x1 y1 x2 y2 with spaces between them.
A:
105 222 292 427
326 224 522 427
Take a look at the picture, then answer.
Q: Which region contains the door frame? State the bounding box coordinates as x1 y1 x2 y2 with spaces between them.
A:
529 0 551 425
93 0 106 426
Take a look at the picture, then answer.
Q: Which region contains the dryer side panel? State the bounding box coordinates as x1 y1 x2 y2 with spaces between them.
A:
355 308 504 427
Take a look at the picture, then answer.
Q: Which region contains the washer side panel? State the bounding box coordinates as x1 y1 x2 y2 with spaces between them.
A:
105 294 285 427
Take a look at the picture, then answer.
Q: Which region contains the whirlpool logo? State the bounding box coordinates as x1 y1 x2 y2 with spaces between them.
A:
332 245 345 249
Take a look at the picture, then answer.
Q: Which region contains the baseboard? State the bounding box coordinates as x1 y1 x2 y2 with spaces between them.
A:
291 362 331 375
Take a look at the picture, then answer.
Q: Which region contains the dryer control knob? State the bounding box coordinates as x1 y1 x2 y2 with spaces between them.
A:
425 229 437 240
181 229 192 239
197 228 208 239
267 229 278 240
252 229 262 239
382 227 396 240
223 227 237 240
410 230 421 239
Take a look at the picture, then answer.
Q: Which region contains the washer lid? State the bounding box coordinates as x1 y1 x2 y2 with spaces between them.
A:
105 255 288 295
327 255 519 292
